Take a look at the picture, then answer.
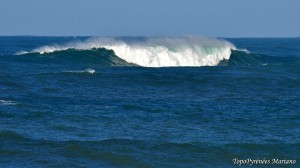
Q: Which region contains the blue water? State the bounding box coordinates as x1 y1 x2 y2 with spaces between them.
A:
0 36 299 167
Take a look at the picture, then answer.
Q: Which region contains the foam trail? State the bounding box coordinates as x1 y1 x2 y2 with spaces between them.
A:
25 37 236 67
64 68 96 74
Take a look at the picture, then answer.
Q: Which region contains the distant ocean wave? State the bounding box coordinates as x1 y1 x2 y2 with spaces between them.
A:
17 36 235 67
15 36 300 68
17 47 299 68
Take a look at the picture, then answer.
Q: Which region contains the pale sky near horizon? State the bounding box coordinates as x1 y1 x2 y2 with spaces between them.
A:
0 0 299 37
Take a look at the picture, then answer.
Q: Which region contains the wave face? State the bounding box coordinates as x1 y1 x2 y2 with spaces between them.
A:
20 48 134 66
20 37 236 67
219 50 263 66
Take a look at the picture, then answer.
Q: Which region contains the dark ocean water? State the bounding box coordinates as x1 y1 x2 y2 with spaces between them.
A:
0 36 299 167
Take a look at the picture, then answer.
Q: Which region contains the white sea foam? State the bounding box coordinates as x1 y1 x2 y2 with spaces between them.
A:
16 50 29 55
237 48 250 54
84 68 96 74
23 36 236 67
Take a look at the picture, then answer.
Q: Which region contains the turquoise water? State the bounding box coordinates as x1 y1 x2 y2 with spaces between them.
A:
0 37 299 167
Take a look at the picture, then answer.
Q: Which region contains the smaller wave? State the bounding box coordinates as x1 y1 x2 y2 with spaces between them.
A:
0 100 17 105
64 68 96 74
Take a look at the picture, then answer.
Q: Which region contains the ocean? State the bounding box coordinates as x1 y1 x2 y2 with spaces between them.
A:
0 36 299 167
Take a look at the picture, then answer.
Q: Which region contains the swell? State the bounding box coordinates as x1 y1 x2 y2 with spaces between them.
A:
0 130 28 141
1 134 299 167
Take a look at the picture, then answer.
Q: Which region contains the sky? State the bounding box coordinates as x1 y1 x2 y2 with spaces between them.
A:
0 0 299 37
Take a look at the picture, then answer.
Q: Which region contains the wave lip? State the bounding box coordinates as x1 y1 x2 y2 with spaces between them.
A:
21 36 236 67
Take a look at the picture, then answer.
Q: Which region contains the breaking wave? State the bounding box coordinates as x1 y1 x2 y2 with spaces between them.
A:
18 37 236 67
17 36 292 67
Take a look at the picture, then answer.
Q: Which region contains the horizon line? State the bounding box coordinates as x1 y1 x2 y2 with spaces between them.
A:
0 35 300 39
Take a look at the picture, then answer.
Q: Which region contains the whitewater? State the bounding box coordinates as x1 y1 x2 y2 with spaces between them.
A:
20 37 236 67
